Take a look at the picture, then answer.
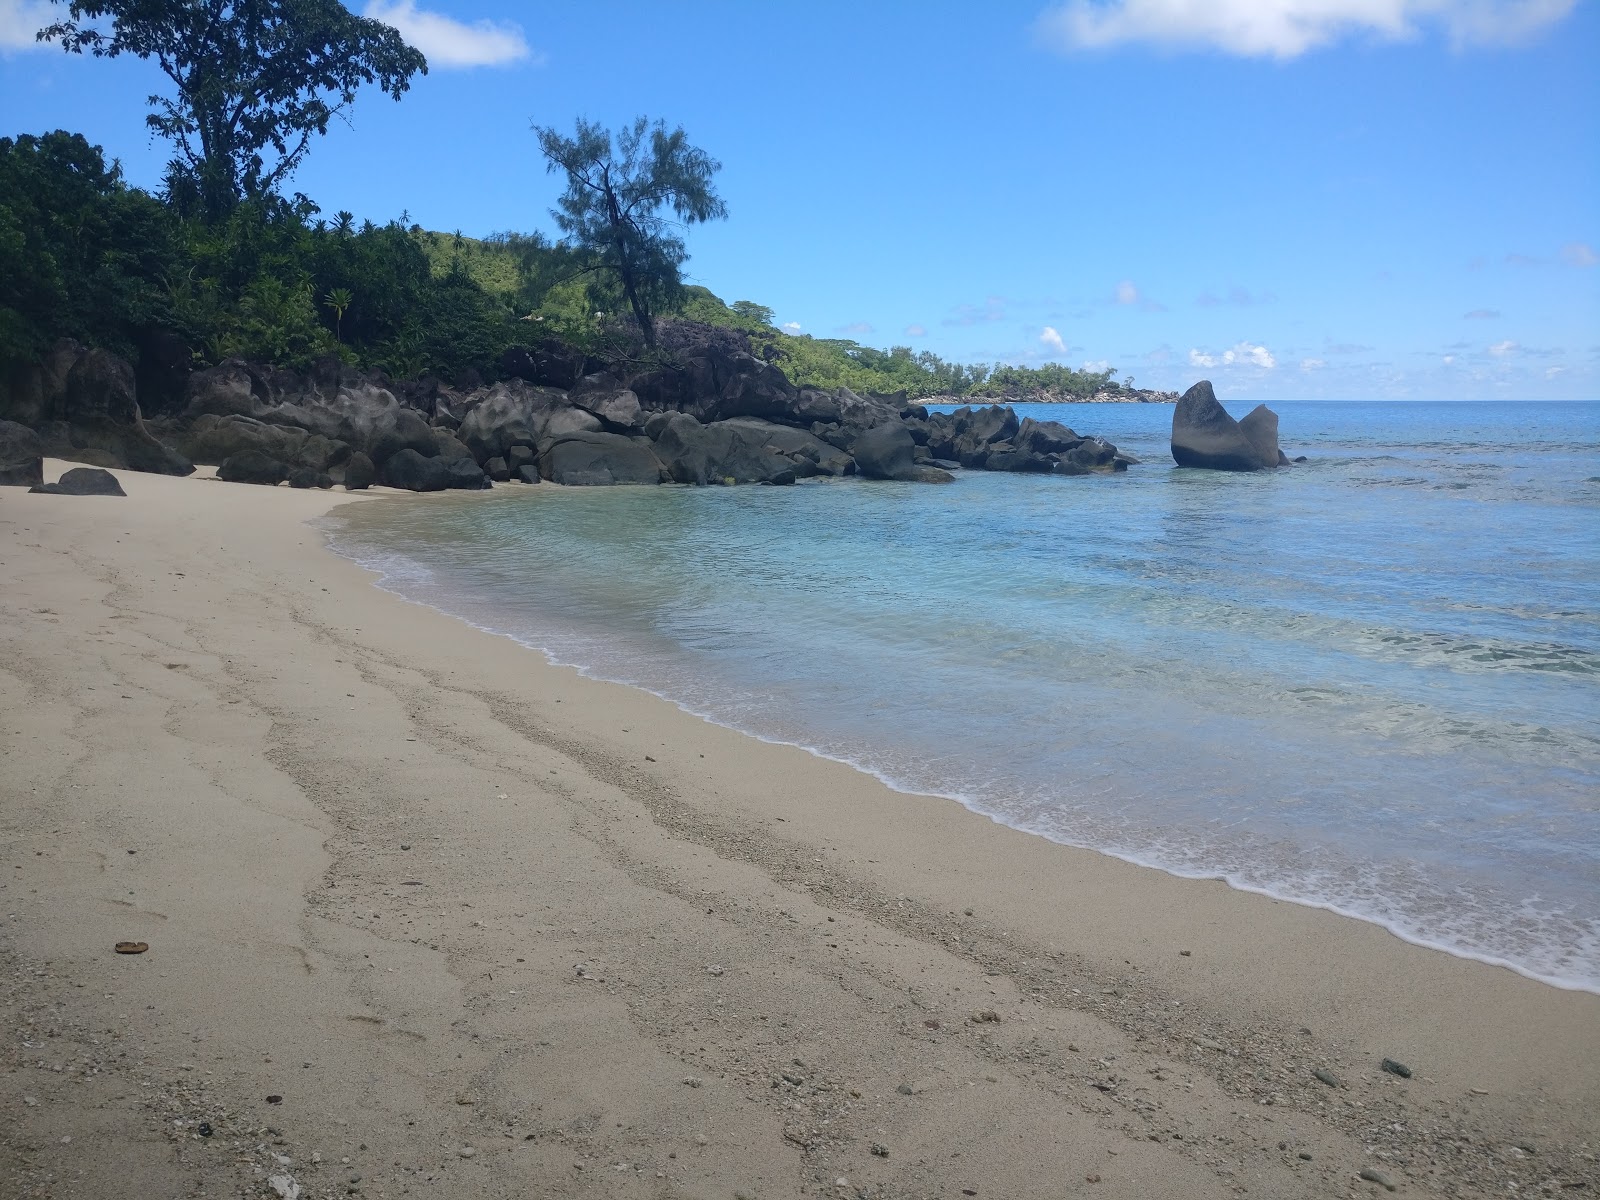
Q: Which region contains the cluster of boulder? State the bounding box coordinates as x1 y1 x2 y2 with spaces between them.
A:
1 332 1300 495
0 329 1145 493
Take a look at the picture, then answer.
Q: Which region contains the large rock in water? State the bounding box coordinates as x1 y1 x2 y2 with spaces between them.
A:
0 420 45 487
850 422 919 481
1170 380 1280 471
540 432 664 485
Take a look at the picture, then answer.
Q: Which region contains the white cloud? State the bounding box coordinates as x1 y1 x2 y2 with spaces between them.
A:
1300 357 1325 371
1443 354 1456 364
838 321 874 336
1190 341 1277 369
1114 280 1140 305
1035 0 1576 59
781 321 802 334
1561 241 1597 268
1488 339 1518 356
0 0 54 50
1040 326 1067 353
905 324 927 337
364 0 534 68
1082 358 1111 372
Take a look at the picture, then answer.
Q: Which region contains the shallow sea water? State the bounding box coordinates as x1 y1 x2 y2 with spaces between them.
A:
324 400 1600 991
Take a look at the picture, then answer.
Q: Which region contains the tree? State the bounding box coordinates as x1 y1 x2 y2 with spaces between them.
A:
39 0 427 219
533 116 727 346
0 131 178 367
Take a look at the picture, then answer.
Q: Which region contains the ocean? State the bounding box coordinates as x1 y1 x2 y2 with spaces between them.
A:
323 400 1600 992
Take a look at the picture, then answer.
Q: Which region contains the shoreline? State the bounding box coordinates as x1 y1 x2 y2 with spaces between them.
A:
4 464 1598 1198
325 485 1598 999
337 527 1600 998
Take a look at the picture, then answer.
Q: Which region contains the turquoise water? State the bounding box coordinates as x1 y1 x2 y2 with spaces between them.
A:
325 400 1600 991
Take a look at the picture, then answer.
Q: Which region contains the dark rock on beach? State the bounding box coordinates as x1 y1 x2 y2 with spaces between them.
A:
0 420 45 487
218 450 290 486
29 466 126 496
339 451 376 491
379 448 452 492
1171 380 1283 471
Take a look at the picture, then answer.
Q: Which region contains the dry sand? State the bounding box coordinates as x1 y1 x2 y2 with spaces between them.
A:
2 462 1596 1200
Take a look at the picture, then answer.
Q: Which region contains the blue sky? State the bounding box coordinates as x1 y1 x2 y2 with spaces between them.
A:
3 0 1596 399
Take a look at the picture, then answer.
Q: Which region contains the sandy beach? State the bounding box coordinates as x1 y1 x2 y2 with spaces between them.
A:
2 464 1596 1200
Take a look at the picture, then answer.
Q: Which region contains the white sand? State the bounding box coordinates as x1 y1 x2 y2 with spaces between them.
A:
2 462 1596 1199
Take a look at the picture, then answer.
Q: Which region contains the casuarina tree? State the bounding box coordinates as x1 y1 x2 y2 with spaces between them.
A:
533 116 727 347
38 0 427 219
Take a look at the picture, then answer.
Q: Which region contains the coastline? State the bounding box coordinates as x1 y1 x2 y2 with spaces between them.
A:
3 464 1597 1198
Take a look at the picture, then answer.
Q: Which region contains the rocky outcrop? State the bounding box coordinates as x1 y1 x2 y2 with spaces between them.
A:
2 323 1151 494
653 414 851 485
1170 381 1283 471
379 448 451 492
218 450 290 486
850 422 919 481
541 432 664 486
1 342 195 476
29 466 126 496
456 381 592 462
0 420 45 487
333 452 375 491
181 414 350 472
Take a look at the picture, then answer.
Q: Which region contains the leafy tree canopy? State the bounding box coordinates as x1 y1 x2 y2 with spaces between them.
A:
534 116 727 346
39 0 427 218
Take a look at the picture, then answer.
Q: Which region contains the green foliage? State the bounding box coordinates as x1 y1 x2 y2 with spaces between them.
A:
0 131 178 366
1 127 1122 401
39 0 427 218
655 286 1121 400
533 116 727 345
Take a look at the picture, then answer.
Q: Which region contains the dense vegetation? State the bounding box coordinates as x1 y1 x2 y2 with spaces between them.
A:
0 129 1127 407
4 0 1129 408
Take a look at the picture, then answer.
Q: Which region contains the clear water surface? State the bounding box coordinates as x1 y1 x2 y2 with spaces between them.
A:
324 400 1600 991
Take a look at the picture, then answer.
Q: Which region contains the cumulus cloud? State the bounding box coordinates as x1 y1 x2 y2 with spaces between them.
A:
1082 358 1111 372
905 324 927 337
1488 339 1518 356
781 321 802 334
838 321 874 336
1561 241 1597 268
1300 357 1325 371
1190 342 1277 369
0 0 54 50
364 0 534 68
1463 308 1500 319
1040 326 1067 353
1034 0 1576 58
